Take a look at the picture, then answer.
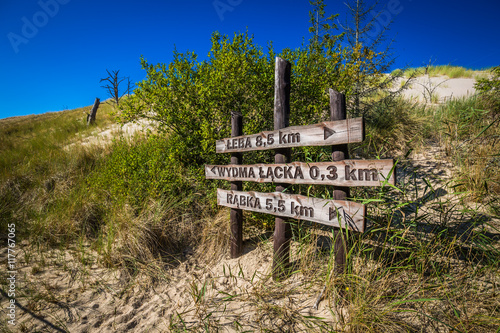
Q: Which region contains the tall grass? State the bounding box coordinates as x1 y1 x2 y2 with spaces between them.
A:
420 96 500 201
392 65 479 79
1 93 499 332
0 104 115 176
1 107 105 239
0 104 213 275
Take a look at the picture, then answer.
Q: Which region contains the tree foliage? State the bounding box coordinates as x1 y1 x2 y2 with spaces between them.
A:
339 0 402 116
475 66 500 93
308 0 340 50
119 31 275 170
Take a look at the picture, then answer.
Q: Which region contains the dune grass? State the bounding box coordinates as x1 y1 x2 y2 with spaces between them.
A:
0 92 499 331
421 95 500 201
0 102 115 240
392 65 481 79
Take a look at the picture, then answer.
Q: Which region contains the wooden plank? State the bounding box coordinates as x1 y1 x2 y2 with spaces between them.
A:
215 117 364 153
205 159 395 186
217 189 366 232
273 57 292 280
230 111 243 258
330 89 349 274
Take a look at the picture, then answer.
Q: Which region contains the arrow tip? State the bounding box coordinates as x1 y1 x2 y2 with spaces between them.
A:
324 127 335 140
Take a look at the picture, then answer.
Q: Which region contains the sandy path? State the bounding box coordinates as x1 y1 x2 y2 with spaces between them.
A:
0 240 336 332
64 119 156 150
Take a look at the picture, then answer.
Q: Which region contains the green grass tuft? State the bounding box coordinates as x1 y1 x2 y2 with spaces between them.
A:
392 65 479 79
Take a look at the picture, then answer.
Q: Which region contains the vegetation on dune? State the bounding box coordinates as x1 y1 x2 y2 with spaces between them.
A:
475 65 500 112
0 104 115 238
1 1 499 332
391 64 486 79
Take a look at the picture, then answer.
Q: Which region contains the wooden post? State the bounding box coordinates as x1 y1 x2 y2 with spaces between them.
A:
87 97 100 125
230 111 243 258
329 89 349 274
272 57 292 280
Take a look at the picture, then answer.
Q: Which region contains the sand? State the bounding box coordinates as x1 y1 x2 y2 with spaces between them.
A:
0 141 465 332
64 119 156 150
395 75 477 103
0 240 338 332
0 76 492 332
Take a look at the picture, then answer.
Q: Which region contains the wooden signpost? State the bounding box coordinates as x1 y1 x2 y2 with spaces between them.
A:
216 118 364 153
273 58 293 279
205 57 395 280
330 89 351 274
205 160 395 186
217 189 366 231
230 111 243 258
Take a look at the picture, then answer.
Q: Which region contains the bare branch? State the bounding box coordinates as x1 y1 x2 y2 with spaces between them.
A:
100 69 131 106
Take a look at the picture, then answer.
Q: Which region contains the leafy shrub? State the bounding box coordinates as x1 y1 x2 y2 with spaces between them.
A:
89 135 194 209
118 30 398 183
475 66 500 92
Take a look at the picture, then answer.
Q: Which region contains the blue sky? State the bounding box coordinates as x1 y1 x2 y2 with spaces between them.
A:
1 0 499 119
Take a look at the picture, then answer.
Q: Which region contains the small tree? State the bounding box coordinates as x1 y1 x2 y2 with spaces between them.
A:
339 0 403 116
100 69 132 106
308 0 340 50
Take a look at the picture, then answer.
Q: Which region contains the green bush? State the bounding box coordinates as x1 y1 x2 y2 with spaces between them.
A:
89 135 195 209
118 30 394 180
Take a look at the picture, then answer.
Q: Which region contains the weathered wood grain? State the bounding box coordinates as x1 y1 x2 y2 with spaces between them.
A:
217 189 366 232
330 89 349 274
273 57 292 280
230 111 243 259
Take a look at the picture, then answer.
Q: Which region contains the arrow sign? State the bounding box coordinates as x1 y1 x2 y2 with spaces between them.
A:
205 160 395 186
217 189 366 231
216 117 364 153
324 127 336 140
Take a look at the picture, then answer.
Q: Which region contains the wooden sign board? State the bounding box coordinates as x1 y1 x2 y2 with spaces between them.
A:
206 159 395 186
217 189 366 232
216 118 363 153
